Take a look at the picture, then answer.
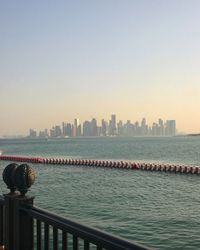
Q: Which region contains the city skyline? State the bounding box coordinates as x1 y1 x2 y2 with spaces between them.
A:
28 114 177 138
1 1 200 136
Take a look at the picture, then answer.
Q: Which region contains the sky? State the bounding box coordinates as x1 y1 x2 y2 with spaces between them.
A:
0 0 200 136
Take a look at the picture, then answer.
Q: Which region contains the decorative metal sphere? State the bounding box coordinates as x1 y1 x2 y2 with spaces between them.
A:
14 164 37 196
2 163 18 193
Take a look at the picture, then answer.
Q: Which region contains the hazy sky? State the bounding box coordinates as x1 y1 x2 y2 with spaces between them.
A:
1 0 200 136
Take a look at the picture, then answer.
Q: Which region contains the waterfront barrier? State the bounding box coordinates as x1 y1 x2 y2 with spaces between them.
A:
0 155 199 175
0 155 200 174
0 163 151 250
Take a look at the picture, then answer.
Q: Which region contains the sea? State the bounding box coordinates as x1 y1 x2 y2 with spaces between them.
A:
0 136 200 250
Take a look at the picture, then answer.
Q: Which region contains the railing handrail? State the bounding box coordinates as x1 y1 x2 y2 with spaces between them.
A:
21 204 152 250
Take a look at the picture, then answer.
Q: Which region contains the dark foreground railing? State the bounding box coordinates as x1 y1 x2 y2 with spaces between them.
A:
0 163 152 250
0 196 5 249
23 205 150 250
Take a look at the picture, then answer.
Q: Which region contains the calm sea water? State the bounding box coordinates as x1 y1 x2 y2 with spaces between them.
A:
0 136 200 249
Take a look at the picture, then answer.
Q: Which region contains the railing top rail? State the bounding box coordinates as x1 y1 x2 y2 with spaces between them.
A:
21 205 152 250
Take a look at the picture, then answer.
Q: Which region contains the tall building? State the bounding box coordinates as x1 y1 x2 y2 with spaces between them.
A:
91 118 98 136
165 120 176 136
134 121 140 136
117 120 123 136
73 118 79 137
50 127 55 137
29 129 37 138
158 119 164 136
62 122 66 136
152 123 159 136
65 123 72 137
124 120 134 136
101 119 107 136
83 121 91 136
141 118 148 136
54 126 62 137
77 124 82 136
39 129 48 138
109 114 116 136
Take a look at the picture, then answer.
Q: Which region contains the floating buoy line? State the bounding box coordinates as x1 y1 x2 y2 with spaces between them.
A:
0 155 199 175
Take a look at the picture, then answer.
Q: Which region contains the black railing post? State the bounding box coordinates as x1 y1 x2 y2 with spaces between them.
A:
2 163 37 250
4 194 17 250
15 196 34 250
4 194 34 250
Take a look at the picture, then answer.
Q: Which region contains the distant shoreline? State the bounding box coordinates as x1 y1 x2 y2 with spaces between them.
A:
0 135 186 140
1 134 200 139
187 134 200 137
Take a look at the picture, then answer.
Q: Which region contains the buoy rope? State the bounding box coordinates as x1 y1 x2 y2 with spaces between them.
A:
0 155 199 174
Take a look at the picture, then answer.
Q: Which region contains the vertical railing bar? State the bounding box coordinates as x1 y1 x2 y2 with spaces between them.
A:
84 240 89 250
3 206 5 247
73 235 78 250
62 231 67 250
33 219 36 250
37 220 42 250
97 245 102 250
53 227 58 250
44 223 49 250
0 206 4 246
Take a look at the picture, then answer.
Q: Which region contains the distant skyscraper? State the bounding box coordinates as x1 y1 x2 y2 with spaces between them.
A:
54 125 62 137
50 128 55 137
158 118 164 136
109 114 116 136
83 121 91 136
77 124 82 136
152 123 159 136
29 129 37 138
66 123 72 137
165 120 176 136
117 120 123 136
91 118 98 136
141 118 148 136
134 121 140 136
101 119 107 136
49 125 62 137
73 118 79 136
38 129 48 138
125 120 134 136
62 122 66 136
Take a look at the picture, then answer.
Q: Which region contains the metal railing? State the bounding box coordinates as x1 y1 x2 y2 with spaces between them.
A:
22 205 150 250
0 163 152 250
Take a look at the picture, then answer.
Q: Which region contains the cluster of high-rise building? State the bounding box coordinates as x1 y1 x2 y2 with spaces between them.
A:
29 115 177 138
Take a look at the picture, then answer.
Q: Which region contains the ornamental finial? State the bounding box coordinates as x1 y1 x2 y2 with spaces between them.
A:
3 163 37 196
2 163 18 194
